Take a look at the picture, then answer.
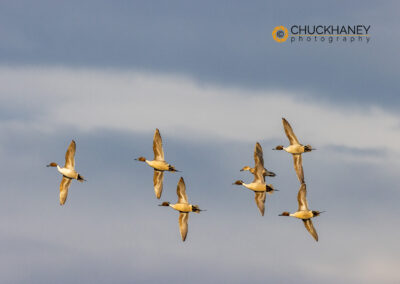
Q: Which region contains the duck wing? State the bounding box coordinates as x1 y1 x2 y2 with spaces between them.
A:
303 219 318 241
153 170 164 199
293 154 305 183
254 191 266 216
64 140 76 170
252 142 266 184
297 183 309 211
153 128 165 161
282 118 300 145
179 212 189 241
176 177 188 204
59 176 72 205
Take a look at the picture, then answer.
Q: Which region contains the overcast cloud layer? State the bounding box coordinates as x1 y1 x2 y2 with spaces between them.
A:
0 0 399 107
0 67 399 283
1 1 400 283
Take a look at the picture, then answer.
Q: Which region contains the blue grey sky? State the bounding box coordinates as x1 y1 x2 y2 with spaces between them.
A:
0 1 399 283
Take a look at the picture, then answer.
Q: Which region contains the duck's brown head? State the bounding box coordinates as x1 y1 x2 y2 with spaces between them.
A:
273 145 284 150
158 202 170 206
135 157 146 162
279 212 290 216
240 166 251 172
233 180 244 185
46 162 58 167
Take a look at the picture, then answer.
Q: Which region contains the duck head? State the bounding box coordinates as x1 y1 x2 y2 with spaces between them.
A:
273 145 284 150
158 202 170 206
135 157 146 162
240 166 251 172
233 180 244 185
46 162 58 167
279 212 290 216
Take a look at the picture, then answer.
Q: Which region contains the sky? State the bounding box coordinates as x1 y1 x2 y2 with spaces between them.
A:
0 1 399 283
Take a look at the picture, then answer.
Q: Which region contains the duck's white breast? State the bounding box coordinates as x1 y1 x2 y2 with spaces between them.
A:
146 160 169 171
285 145 304 154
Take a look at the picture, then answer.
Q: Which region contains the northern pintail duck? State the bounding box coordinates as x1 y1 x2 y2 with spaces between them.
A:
135 128 179 199
234 142 277 216
273 118 315 183
47 140 85 205
279 183 324 241
159 177 203 241
240 143 276 177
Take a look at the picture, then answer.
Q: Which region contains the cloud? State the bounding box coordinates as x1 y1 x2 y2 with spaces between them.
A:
0 66 399 163
0 1 399 107
1 66 400 283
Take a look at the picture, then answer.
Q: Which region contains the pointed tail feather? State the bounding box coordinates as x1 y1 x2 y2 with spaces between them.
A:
77 174 86 182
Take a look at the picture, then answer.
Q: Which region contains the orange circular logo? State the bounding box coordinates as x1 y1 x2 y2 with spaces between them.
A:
272 26 289 42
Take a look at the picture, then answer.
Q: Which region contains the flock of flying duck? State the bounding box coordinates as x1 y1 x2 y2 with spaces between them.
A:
47 118 324 242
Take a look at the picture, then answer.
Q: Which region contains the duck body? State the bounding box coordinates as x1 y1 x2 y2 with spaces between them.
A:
243 182 270 192
284 144 305 154
57 165 79 180
145 160 175 171
290 210 314 219
170 203 194 213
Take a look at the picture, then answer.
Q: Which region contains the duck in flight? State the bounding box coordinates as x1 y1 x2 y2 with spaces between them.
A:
47 140 85 205
234 142 277 216
159 177 203 242
135 128 179 199
279 183 324 241
273 118 315 183
240 142 276 177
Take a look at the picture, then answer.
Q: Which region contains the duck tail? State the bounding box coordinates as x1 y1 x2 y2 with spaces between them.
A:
77 174 86 182
192 205 205 213
169 165 180 172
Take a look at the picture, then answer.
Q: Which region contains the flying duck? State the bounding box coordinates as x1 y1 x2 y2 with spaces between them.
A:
135 128 179 199
159 177 203 241
47 140 85 205
234 142 277 216
240 143 276 177
273 118 315 183
279 183 323 241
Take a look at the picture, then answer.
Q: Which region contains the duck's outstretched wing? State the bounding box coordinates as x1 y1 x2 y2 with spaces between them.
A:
64 140 76 170
282 118 300 145
60 177 72 205
176 177 188 204
303 219 318 241
179 212 189 241
153 128 165 161
153 170 164 199
253 142 265 184
254 191 266 216
297 183 309 211
293 154 305 184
